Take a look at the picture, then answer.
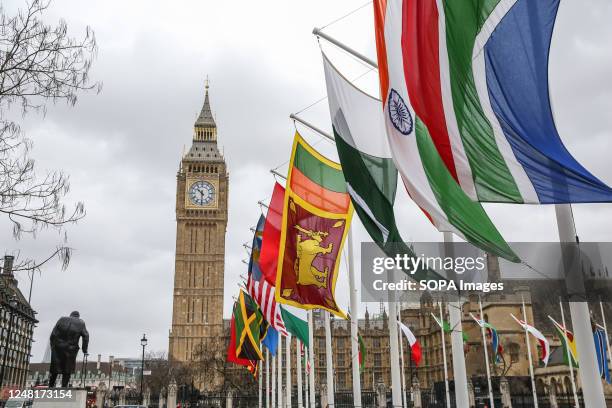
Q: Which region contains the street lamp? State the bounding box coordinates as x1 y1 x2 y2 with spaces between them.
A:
0 296 18 388
140 334 147 404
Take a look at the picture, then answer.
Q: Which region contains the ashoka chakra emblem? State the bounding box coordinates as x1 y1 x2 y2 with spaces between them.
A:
388 88 413 135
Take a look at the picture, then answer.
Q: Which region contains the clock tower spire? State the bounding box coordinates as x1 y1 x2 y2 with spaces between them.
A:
169 79 228 382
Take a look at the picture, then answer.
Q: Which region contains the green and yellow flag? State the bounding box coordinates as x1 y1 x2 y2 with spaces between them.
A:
234 290 265 362
275 132 353 318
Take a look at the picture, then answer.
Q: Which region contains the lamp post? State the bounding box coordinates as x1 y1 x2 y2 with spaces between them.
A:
0 296 18 388
140 334 147 404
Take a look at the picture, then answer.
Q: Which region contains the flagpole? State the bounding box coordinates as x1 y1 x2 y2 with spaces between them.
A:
272 354 276 408
397 306 407 408
347 228 362 408
266 349 270 408
297 339 303 408
521 296 538 408
555 204 606 407
278 335 283 408
286 334 292 408
439 301 451 408
324 311 335 408
599 299 612 378
559 299 579 408
388 284 403 408
304 351 309 408
260 358 263 408
308 312 316 408
478 297 495 408
443 231 470 408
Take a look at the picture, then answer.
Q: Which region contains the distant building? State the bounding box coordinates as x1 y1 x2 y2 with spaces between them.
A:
0 255 37 388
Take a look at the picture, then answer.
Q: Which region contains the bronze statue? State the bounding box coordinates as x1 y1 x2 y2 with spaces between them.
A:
49 311 89 388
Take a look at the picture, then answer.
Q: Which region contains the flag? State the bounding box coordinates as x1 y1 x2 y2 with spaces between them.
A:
262 325 279 356
260 183 285 286
510 314 550 366
358 333 366 372
549 316 579 367
275 132 352 318
280 307 309 347
431 313 468 342
322 54 402 253
233 291 265 362
471 314 503 364
247 215 288 336
227 308 258 376
373 0 612 204
301 342 311 374
594 325 610 383
398 321 422 366
371 7 518 262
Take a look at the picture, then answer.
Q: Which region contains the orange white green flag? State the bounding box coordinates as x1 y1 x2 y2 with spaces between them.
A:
275 132 353 319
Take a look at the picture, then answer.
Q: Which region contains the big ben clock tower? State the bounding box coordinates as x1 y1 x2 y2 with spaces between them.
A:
169 81 228 365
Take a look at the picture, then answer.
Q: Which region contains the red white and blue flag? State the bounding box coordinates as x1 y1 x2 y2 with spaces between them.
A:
247 215 287 336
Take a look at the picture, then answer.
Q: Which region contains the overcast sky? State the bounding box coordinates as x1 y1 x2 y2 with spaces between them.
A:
1 0 610 362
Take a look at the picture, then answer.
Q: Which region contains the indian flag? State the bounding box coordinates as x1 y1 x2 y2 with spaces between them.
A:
549 316 579 367
373 0 612 204
369 10 519 261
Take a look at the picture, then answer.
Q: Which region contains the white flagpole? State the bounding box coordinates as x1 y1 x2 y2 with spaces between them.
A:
297 340 303 408
388 288 403 407
599 299 612 377
443 232 470 408
278 335 283 408
286 335 292 408
272 353 276 408
478 297 495 408
439 302 451 408
324 311 335 408
304 348 310 408
260 358 263 408
397 306 407 408
347 229 362 408
521 297 538 408
308 312 316 408
266 349 270 408
559 300 579 408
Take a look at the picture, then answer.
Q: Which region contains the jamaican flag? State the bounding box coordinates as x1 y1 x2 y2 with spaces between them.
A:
234 290 265 362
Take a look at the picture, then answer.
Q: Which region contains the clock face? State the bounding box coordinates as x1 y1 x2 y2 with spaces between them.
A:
189 181 215 206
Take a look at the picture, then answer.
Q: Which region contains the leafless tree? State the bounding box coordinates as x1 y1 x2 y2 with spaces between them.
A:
0 0 100 269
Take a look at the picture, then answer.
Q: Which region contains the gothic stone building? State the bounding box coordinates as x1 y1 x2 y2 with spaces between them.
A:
168 82 228 384
0 255 37 388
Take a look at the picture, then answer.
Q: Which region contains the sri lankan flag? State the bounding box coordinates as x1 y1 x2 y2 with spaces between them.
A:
275 132 353 318
233 291 265 362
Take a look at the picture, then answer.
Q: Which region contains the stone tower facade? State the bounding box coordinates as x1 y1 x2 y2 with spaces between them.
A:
169 82 228 365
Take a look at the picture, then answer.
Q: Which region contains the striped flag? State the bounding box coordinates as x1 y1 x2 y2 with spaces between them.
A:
510 314 550 366
373 0 612 204
431 313 468 342
398 321 422 366
300 342 311 374
358 333 366 372
548 316 578 367
471 313 503 364
594 325 610 383
247 215 288 336
372 3 518 262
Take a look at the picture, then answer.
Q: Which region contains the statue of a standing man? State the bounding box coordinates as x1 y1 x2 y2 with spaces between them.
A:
49 311 89 388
